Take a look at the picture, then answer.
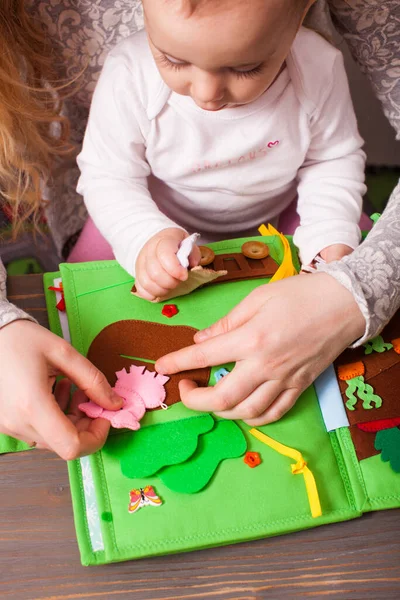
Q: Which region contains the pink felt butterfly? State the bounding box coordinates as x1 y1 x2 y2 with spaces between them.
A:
129 486 163 514
79 366 169 430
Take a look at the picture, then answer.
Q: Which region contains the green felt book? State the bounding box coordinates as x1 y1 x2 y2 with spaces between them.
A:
7 233 400 565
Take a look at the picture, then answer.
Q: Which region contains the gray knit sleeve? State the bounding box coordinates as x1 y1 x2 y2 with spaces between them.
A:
318 182 400 344
0 259 37 329
318 0 400 345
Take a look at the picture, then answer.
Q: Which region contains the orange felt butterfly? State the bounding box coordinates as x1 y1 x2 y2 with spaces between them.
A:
128 485 163 514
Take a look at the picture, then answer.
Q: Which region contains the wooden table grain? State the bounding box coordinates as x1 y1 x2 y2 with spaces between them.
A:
2 274 400 600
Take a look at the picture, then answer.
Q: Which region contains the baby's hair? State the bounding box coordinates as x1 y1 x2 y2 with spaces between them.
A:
0 0 74 237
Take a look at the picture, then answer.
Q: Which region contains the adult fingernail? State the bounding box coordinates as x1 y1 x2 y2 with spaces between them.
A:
111 391 123 405
195 328 210 342
155 362 166 375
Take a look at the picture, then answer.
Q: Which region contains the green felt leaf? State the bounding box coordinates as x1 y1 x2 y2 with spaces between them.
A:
375 427 400 473
159 420 247 494
363 335 393 355
345 378 358 410
357 378 383 410
105 414 215 478
345 376 383 411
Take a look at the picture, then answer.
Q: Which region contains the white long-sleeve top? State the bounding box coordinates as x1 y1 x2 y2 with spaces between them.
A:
77 26 366 274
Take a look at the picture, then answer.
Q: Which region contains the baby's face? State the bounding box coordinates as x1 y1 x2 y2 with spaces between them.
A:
144 0 314 111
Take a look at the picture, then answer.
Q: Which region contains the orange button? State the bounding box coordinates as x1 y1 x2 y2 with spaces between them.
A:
241 241 269 259
244 451 261 468
199 246 215 266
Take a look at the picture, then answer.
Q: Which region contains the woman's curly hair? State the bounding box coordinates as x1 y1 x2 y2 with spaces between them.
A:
0 0 74 235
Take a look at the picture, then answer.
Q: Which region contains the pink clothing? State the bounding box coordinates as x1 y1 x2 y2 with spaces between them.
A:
67 216 114 263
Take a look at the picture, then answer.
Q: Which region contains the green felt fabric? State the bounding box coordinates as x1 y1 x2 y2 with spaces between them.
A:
375 428 400 473
159 420 247 493
43 237 400 566
0 435 31 454
105 414 215 479
358 451 400 512
70 384 361 566
335 427 400 513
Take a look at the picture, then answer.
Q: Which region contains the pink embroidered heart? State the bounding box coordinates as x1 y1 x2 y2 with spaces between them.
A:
267 140 279 148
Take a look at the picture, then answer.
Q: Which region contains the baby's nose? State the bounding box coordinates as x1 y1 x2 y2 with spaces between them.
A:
191 69 225 108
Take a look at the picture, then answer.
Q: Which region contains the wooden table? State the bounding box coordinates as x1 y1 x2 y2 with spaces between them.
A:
2 274 400 600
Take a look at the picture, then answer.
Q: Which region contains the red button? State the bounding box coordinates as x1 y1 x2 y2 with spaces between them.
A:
162 304 179 318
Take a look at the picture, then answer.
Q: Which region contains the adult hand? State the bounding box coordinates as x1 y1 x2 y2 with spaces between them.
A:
156 272 365 425
0 320 123 459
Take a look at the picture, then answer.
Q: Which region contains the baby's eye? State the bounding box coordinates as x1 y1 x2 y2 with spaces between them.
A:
161 54 189 70
165 54 187 65
231 64 264 79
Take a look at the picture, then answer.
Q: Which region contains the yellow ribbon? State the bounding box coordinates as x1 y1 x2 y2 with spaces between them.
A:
249 428 322 519
258 223 298 282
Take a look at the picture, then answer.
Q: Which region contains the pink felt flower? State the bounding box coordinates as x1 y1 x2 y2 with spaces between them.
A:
79 366 170 430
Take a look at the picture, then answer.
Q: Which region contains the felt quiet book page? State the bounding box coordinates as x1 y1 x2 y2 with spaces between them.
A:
35 234 400 566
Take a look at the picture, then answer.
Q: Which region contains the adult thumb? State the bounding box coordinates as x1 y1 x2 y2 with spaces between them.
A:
49 342 123 409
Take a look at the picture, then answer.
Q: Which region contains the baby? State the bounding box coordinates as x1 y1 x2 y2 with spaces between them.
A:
77 0 366 300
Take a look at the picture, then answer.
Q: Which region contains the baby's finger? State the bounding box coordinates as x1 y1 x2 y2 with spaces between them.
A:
188 245 201 268
136 259 175 299
319 244 353 263
157 238 188 281
134 280 157 301
146 256 183 291
136 277 170 300
244 388 299 426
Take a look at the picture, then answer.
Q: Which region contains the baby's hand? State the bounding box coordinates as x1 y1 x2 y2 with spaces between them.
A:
319 243 353 263
135 228 200 300
301 244 354 273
